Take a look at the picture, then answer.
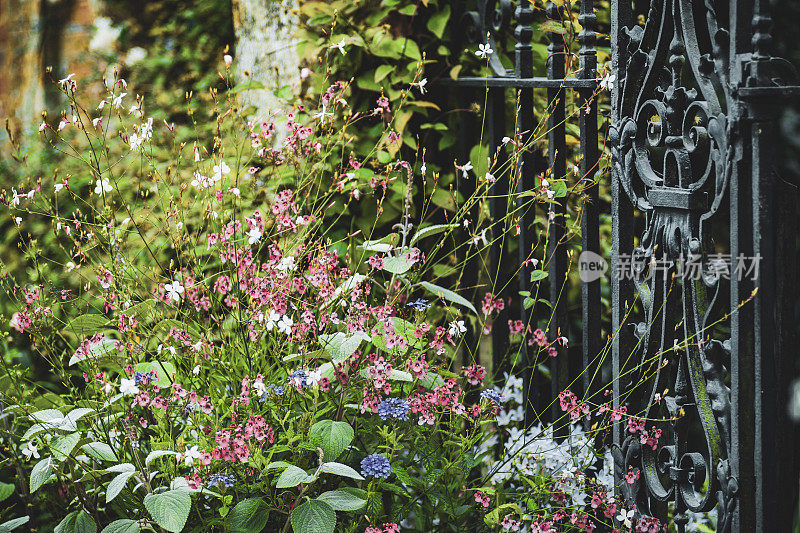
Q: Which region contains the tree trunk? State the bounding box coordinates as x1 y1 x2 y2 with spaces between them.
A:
231 0 300 117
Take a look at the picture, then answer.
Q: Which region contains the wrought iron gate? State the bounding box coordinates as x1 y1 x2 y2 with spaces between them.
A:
437 0 800 530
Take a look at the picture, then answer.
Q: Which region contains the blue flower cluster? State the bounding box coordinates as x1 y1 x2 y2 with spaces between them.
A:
407 298 430 311
259 383 285 403
207 473 236 488
360 453 393 479
134 370 157 385
288 369 313 388
480 389 504 406
378 398 410 421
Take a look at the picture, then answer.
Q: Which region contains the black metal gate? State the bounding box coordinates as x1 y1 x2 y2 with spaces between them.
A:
435 0 800 530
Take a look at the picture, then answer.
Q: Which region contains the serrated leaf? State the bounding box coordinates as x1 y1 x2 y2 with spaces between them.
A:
101 519 155 533
276 465 313 488
30 457 53 493
320 462 364 480
418 281 477 314
227 498 270 533
51 432 81 460
82 442 117 462
144 490 191 533
55 510 96 533
0 516 29 533
107 471 135 503
316 487 367 511
290 499 335 533
308 420 354 461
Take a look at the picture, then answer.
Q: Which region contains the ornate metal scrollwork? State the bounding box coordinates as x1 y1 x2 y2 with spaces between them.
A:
609 0 736 530
461 0 514 77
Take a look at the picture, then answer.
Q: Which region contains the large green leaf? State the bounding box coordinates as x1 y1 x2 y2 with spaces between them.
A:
66 314 110 335
101 519 155 533
290 500 335 533
417 281 477 314
320 462 364 480
308 420 354 461
276 465 314 488
409 223 457 246
29 457 54 493
144 490 191 533
54 510 97 533
316 488 367 511
0 482 14 503
227 498 271 533
427 5 451 38
0 517 29 533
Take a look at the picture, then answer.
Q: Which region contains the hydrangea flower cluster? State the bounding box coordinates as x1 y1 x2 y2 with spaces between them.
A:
207 473 236 488
360 453 393 479
377 397 410 421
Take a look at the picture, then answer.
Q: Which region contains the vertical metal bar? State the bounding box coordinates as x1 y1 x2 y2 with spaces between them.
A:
546 1 570 422
514 0 538 426
578 0 600 400
610 0 635 477
728 1 755 531
487 87 510 381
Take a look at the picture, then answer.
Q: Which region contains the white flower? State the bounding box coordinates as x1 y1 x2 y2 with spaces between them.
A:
458 161 473 177
120 377 139 396
276 256 296 271
191 172 208 189
420 163 427 175
616 508 635 528
600 73 616 91
300 67 311 80
94 178 112 194
212 161 231 182
313 103 333 123
194 147 201 162
265 309 282 331
476 43 494 58
248 227 263 245
22 442 40 461
277 315 294 335
502 136 513 144
224 54 233 67
253 380 267 396
58 73 75 85
111 92 126 108
448 320 467 337
66 262 76 271
165 279 184 302
330 37 348 55
183 445 202 466
230 187 240 197
496 409 514 426
92 117 102 128
484 172 496 183
10 188 20 206
411 78 428 94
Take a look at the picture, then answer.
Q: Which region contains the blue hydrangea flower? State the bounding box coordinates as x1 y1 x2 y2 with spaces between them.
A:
378 398 410 421
207 473 236 488
480 389 504 406
407 298 430 311
360 453 393 479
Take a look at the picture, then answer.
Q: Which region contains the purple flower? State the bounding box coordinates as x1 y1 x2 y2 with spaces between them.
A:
480 389 504 406
207 473 236 488
378 398 410 421
407 298 430 311
361 453 393 479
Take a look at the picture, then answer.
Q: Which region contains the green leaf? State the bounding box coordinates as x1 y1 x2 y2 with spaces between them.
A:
107 471 135 503
144 490 192 533
308 420 354 461
0 517 29 533
374 65 394 83
409 224 456 245
55 511 96 533
273 85 293 100
66 314 110 335
69 338 119 365
427 4 451 39
316 487 367 511
418 281 478 314
51 432 81 460
0 482 14 503
319 332 369 363
230 80 266 94
320 462 364 480
82 442 118 462
101 519 155 533
145 450 177 466
276 465 314 488
538 20 567 34
290 499 335 533
530 270 549 282
381 255 414 275
227 498 270 533
29 457 53 493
